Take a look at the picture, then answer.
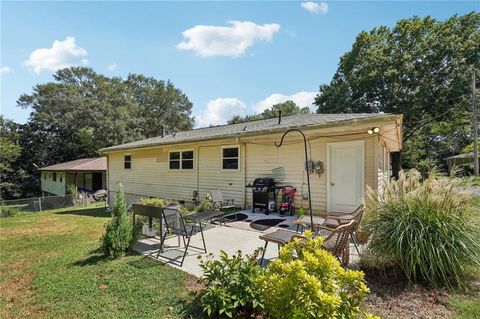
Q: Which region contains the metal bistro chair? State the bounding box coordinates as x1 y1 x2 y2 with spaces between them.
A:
156 206 206 267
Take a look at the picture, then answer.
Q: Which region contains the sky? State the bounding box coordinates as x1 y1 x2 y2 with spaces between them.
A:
1 1 478 127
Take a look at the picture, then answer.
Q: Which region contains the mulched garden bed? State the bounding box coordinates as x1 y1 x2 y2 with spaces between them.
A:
361 270 480 319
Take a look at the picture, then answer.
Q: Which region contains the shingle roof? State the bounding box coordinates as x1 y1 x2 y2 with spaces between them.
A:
100 113 397 153
39 157 107 171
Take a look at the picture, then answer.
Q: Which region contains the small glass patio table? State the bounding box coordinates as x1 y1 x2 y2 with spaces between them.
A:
184 210 225 252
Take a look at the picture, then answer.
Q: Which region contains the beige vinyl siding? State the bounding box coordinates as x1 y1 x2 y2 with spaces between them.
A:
106 123 395 215
107 139 244 205
244 133 375 215
198 144 244 207
375 137 392 192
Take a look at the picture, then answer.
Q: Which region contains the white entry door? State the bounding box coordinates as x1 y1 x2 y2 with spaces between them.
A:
327 141 365 213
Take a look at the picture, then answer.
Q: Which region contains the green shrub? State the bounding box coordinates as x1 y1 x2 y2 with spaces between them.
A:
256 232 370 319
0 205 18 218
198 250 264 318
363 169 480 287
101 184 140 258
140 197 171 208
194 192 214 213
66 184 77 195
140 197 191 216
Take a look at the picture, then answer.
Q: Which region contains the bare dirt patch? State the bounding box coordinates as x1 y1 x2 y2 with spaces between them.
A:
361 272 458 319
0 271 45 319
0 216 74 238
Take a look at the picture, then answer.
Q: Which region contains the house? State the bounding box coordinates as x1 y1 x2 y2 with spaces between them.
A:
100 113 402 215
39 157 107 196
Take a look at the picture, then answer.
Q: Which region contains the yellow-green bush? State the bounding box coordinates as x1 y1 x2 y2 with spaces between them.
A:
256 233 370 319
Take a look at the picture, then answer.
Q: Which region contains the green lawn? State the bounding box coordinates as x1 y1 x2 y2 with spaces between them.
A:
0 206 199 319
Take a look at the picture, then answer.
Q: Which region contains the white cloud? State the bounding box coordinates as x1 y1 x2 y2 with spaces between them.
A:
254 91 318 113
24 36 88 74
106 62 118 71
177 21 281 57
196 97 246 127
301 2 328 14
0 66 11 74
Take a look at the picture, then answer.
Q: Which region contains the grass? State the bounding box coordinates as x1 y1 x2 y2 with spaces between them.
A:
448 295 480 319
0 205 199 319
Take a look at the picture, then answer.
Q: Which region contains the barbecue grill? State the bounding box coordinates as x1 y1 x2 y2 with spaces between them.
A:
247 178 277 214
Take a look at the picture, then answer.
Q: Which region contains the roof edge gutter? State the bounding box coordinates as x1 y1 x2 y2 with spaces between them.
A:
99 115 402 154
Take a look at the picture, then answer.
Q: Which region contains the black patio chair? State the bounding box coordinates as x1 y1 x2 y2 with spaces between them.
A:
156 206 206 267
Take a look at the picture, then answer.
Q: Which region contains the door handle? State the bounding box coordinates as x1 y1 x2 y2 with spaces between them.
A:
330 182 335 186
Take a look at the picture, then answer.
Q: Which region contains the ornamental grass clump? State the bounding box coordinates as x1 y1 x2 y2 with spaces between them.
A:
363 169 480 288
257 233 372 319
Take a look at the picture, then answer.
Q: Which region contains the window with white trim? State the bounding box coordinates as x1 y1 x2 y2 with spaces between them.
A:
169 150 194 170
124 155 131 169
52 172 57 182
222 147 239 170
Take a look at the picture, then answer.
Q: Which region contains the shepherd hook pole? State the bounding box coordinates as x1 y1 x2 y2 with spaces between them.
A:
275 129 314 230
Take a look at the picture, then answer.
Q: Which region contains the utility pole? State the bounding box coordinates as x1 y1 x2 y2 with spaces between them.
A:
472 68 478 176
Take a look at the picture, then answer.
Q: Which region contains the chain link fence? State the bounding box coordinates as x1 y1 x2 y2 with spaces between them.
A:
0 193 91 213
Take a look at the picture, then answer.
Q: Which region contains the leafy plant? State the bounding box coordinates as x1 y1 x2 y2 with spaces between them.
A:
256 232 371 319
66 184 78 195
140 197 171 208
194 192 214 213
198 249 264 318
101 184 140 258
363 169 480 287
0 205 18 218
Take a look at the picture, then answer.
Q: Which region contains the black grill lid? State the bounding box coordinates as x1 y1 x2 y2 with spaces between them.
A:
252 178 275 188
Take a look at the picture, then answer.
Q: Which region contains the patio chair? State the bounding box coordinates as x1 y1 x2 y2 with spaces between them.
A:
156 206 206 267
321 205 364 255
211 190 235 210
258 220 356 266
320 220 356 266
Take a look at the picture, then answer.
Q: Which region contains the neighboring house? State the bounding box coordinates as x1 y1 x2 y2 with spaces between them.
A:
100 113 402 215
444 153 479 173
39 158 107 196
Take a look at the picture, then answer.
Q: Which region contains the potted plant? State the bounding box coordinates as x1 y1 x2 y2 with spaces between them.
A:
355 225 371 244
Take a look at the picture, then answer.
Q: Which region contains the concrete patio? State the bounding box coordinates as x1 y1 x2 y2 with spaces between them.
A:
133 210 363 277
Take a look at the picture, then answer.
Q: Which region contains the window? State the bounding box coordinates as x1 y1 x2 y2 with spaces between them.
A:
124 155 131 169
169 150 194 170
60 174 63 182
52 172 57 182
44 173 46 180
222 147 239 170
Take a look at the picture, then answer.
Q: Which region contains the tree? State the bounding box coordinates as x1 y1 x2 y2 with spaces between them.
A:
14 67 194 196
228 101 311 124
0 117 26 199
101 184 139 258
315 13 479 169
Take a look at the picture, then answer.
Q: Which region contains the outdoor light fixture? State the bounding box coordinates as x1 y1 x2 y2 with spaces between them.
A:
368 127 380 134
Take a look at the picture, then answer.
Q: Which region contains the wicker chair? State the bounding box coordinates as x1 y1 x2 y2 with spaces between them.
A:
320 220 356 265
321 205 364 255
